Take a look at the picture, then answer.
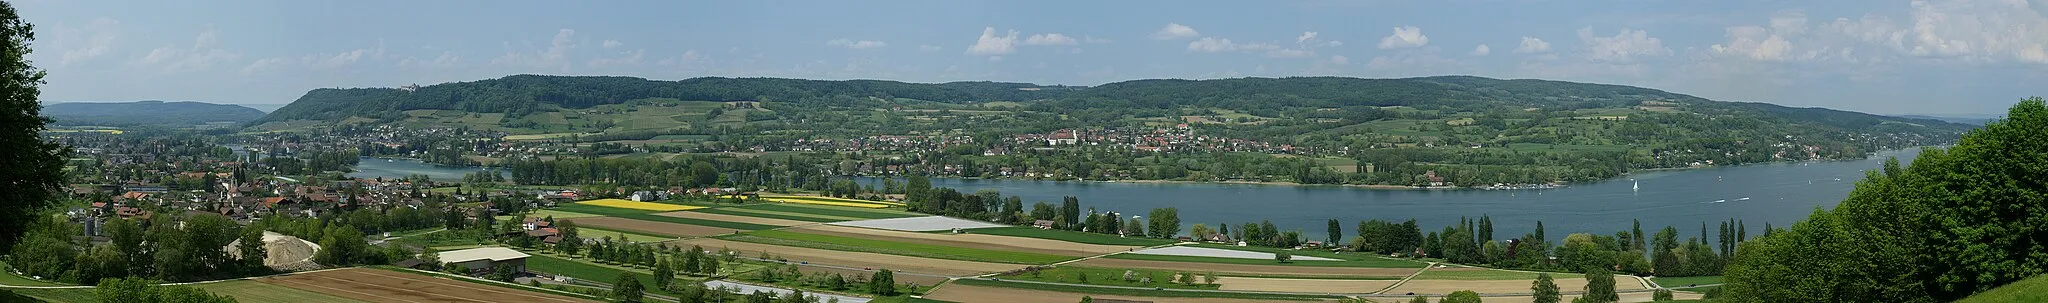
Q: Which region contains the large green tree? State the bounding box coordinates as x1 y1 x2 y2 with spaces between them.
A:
0 0 63 254
1724 98 2048 302
1531 273 1560 303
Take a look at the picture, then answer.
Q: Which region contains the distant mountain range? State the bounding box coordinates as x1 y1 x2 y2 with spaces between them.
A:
1895 114 1999 125
42 101 266 127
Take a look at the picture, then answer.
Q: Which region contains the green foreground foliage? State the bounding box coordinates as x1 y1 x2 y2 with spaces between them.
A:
1722 98 2048 302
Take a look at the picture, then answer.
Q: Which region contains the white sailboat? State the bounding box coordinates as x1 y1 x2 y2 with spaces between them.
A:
1632 179 1639 192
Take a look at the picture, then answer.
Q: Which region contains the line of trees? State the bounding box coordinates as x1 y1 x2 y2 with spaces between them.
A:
1721 98 2048 302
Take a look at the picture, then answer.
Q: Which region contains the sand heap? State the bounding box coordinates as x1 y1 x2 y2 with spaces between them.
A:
225 231 323 271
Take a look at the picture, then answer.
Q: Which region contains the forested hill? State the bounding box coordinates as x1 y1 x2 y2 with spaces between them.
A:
42 101 264 127
256 75 1074 123
259 74 1965 136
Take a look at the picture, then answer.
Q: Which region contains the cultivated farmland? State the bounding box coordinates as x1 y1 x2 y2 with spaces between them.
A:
1072 258 1422 278
577 198 704 211
790 225 1135 256
722 230 1073 264
657 210 815 226
1213 277 1395 293
262 268 597 303
565 216 739 237
676 238 1022 276
925 280 1336 303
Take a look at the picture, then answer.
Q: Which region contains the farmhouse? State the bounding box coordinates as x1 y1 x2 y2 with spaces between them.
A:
438 247 531 272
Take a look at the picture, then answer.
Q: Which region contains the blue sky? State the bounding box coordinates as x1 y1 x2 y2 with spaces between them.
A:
19 0 2048 115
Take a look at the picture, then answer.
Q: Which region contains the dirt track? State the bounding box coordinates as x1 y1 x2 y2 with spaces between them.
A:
790 225 1136 256
1388 276 1645 295
656 211 815 226
677 238 1022 277
1072 258 1420 278
263 268 596 303
565 217 736 237
925 284 1328 303
1214 277 1396 293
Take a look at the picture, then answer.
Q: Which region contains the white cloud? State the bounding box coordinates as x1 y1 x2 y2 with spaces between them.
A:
1084 36 1114 43
1025 33 1077 45
1377 26 1429 49
1187 37 1236 52
1240 42 1282 51
587 49 646 67
491 28 578 70
1711 25 1795 61
656 49 711 68
827 39 888 50
967 27 1019 55
55 17 120 65
136 28 239 73
1266 49 1315 58
918 44 944 52
602 39 623 49
1152 23 1200 40
1578 27 1670 61
1330 55 1350 65
397 51 463 69
238 57 287 75
1470 44 1491 56
1297 31 1319 43
1515 37 1552 53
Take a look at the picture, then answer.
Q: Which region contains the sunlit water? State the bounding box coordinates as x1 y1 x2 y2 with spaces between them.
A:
344 147 1922 242
861 148 1923 242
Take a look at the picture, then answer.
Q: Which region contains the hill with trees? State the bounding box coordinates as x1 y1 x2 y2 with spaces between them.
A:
1721 97 2048 302
43 101 264 127
250 74 1976 186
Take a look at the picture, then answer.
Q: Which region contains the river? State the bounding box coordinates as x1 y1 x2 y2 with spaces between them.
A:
341 147 1921 243
861 148 1922 243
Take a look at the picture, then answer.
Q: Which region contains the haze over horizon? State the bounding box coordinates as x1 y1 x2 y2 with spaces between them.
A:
20 0 2048 116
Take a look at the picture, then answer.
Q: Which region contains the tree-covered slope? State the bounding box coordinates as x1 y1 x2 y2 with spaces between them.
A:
1722 97 2048 302
42 101 265 127
255 75 1069 123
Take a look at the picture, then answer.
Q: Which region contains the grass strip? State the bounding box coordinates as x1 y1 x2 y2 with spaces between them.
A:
963 227 1174 246
7 288 96 303
0 261 69 286
555 203 777 230
948 278 1337 300
721 230 1074 264
695 207 844 223
1103 253 1421 268
1650 275 1724 287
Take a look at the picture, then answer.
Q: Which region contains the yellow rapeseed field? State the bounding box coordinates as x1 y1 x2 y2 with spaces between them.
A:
719 195 892 208
577 199 704 211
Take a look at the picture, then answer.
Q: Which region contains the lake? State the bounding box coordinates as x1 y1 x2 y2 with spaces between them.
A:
348 157 495 182
861 148 1923 243
346 147 1922 243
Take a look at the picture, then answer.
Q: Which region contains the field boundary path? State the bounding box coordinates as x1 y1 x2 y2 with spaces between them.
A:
1374 261 1439 294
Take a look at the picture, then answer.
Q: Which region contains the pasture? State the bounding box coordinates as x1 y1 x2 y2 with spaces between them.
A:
565 216 738 238
675 238 1022 276
722 230 1074 264
694 207 854 222
552 203 778 230
657 210 815 226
